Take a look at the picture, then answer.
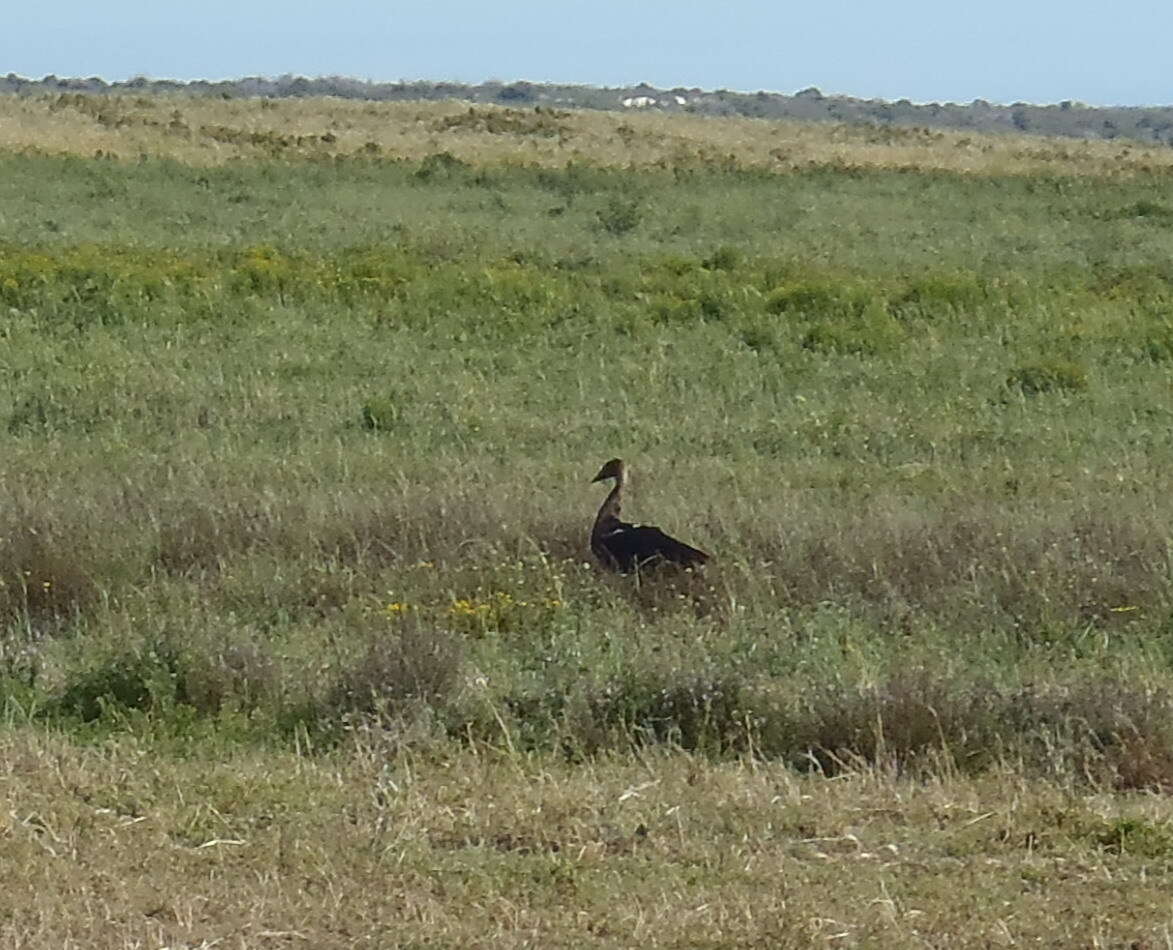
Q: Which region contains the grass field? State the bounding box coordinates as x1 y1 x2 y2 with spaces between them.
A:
5 92 1173 946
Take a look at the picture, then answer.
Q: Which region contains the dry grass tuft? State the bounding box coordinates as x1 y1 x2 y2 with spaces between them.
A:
326 625 465 722
0 521 98 624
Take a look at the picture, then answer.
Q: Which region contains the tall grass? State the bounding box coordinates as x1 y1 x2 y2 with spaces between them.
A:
2 117 1173 785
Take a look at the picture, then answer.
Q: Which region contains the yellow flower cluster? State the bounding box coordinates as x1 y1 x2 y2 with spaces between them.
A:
447 591 564 634
381 589 563 633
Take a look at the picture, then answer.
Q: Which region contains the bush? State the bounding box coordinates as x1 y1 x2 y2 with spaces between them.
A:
771 669 1011 774
596 196 643 236
738 321 777 352
1138 326 1173 362
360 398 399 431
54 641 188 722
413 151 470 182
896 272 987 311
799 305 905 355
1117 200 1173 223
432 107 568 137
1007 360 1088 395
181 641 279 717
765 280 873 318
702 245 743 271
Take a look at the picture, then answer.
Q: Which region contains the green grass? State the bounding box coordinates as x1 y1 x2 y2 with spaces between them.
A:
6 126 1173 942
4 152 1173 756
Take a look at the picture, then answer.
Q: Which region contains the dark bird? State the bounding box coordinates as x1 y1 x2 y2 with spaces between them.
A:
589 458 711 573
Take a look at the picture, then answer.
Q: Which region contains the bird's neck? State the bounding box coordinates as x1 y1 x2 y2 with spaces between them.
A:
594 471 626 529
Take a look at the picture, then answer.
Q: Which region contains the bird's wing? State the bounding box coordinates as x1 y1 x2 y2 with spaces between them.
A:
603 523 710 569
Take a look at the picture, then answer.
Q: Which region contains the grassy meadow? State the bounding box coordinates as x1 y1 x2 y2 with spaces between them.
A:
4 92 1173 945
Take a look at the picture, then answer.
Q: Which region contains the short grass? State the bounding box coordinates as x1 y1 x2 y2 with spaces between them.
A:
6 730 1173 948
6 94 1173 944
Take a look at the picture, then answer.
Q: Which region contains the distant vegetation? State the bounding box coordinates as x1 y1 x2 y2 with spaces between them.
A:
5 70 1173 144
3 91 1171 179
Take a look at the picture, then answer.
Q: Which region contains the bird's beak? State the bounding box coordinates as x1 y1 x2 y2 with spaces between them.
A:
591 471 606 483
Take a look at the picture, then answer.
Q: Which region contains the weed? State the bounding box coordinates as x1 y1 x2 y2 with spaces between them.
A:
896 272 988 311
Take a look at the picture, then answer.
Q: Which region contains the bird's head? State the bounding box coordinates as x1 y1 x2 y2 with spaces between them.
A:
591 458 625 483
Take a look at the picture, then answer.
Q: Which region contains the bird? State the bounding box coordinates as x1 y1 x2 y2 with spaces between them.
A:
589 458 710 573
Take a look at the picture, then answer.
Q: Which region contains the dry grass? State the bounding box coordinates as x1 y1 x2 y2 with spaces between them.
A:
3 728 1173 948
1 92 1170 177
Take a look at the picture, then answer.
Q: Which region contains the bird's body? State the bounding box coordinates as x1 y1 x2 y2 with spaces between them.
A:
589 458 710 573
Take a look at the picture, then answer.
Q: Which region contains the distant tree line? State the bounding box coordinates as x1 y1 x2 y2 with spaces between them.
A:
4 72 1173 145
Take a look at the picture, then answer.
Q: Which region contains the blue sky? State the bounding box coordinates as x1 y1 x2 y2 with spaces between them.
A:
6 1 1170 107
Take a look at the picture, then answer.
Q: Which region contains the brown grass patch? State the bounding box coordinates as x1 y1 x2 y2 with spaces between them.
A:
4 732 1173 947
0 521 98 624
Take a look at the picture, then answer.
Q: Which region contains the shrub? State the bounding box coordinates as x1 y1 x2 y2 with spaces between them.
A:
596 196 643 236
413 151 470 182
765 280 873 318
650 254 698 277
181 641 279 717
360 398 399 431
1006 360 1088 395
432 107 567 137
895 272 987 311
771 669 1011 774
1138 326 1173 362
702 245 743 271
799 305 905 355
1090 817 1173 857
1117 199 1173 223
649 295 702 325
54 641 188 722
738 322 777 352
